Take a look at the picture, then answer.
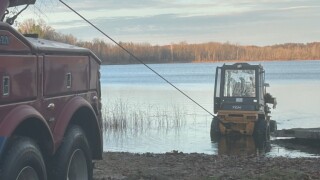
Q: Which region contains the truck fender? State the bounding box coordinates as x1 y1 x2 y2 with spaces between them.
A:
53 96 100 152
0 105 54 154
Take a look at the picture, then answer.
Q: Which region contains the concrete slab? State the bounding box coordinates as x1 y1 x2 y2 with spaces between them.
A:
276 128 320 139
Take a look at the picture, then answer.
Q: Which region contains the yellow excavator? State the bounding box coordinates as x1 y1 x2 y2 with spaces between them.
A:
211 63 277 140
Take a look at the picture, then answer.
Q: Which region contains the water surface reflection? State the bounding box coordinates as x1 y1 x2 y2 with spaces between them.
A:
212 136 271 156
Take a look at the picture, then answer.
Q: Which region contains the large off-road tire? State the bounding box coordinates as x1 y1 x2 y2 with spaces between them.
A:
0 137 47 180
254 119 266 136
210 116 221 141
48 125 92 180
254 118 271 152
270 120 277 134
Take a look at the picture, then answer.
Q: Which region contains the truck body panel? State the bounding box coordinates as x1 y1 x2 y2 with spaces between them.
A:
0 55 37 103
0 21 102 160
0 1 103 178
44 55 89 96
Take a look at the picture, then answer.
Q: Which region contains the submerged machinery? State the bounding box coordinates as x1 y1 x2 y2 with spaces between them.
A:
211 63 277 140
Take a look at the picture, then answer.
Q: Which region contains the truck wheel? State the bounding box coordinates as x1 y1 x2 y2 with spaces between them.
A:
0 137 47 180
210 117 221 141
49 125 92 180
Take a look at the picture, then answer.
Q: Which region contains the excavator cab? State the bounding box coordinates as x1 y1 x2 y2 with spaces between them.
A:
211 63 277 139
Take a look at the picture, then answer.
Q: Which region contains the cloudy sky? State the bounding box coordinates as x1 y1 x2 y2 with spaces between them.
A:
14 0 320 45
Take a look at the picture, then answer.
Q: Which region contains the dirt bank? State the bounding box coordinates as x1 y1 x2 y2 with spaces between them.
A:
93 151 320 180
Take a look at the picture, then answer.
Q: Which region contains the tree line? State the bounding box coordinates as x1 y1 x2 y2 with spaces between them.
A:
18 19 320 65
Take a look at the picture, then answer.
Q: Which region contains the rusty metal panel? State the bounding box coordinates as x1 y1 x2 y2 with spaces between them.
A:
43 55 89 97
0 30 30 52
0 55 37 104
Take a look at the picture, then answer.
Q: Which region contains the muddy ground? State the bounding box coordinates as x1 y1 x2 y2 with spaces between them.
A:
93 151 320 180
93 139 320 180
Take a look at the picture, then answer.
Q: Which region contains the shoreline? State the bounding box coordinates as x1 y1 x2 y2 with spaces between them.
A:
102 59 320 66
192 58 320 64
93 151 320 180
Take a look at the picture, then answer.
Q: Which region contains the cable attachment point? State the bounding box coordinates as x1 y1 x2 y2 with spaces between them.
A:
6 4 29 25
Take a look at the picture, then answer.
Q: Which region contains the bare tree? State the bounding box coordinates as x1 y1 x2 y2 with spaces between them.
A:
17 19 320 65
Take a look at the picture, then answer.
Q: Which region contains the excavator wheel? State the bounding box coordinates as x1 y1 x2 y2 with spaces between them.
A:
270 120 277 134
254 119 270 141
210 116 221 142
253 119 271 152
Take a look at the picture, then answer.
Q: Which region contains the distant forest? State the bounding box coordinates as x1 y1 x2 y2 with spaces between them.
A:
18 19 320 65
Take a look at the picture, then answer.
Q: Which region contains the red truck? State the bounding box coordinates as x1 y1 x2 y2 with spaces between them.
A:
0 1 103 180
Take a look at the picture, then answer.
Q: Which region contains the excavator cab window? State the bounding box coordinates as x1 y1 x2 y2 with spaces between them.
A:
223 69 256 97
215 67 222 98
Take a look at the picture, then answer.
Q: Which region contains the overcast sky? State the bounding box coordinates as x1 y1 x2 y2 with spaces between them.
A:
14 0 320 46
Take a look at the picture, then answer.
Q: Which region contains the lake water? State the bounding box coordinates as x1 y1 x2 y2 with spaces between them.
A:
101 60 320 157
